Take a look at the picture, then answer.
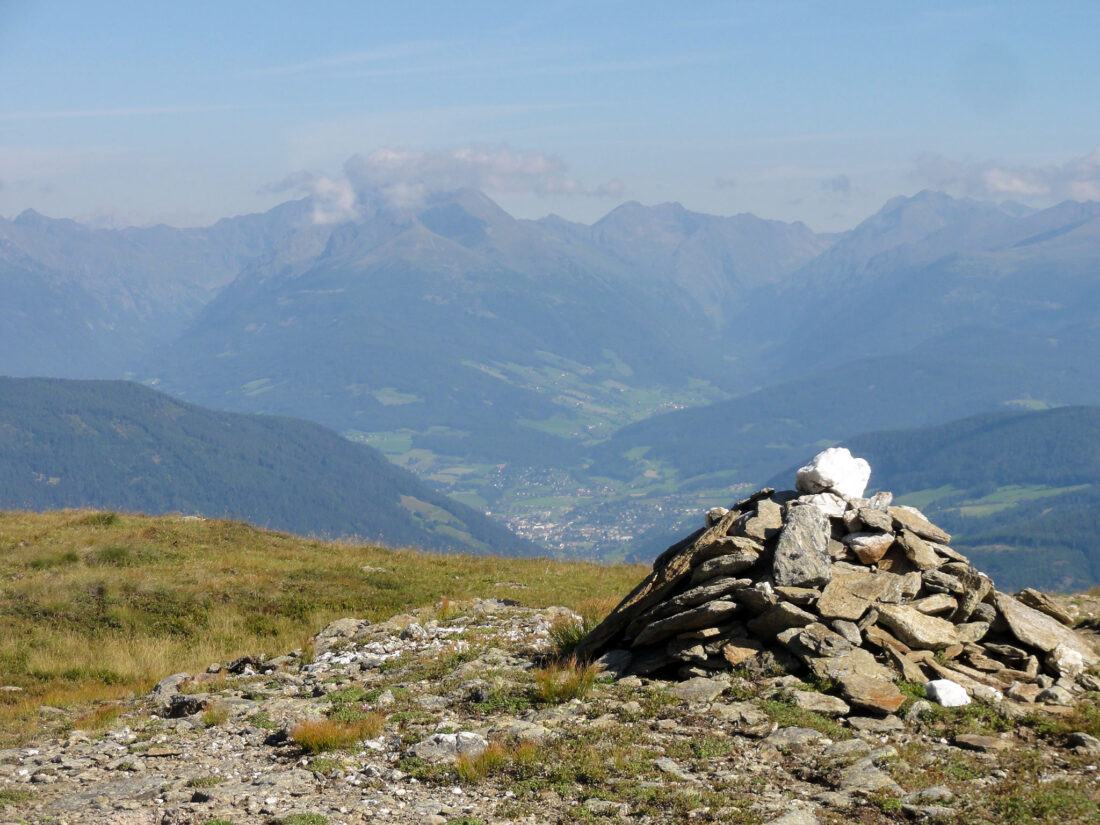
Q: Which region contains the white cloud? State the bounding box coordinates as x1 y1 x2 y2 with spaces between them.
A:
263 145 622 223
260 170 358 223
914 148 1100 201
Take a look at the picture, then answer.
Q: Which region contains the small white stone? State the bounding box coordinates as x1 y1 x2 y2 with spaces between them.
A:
796 448 872 500
1047 644 1086 679
925 679 970 707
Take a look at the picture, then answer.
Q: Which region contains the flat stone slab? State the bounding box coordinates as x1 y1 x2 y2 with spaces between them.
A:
955 734 1014 752
410 731 489 762
889 505 951 543
837 673 905 714
994 592 1097 664
876 603 960 650
1015 587 1075 627
748 601 817 637
816 571 906 620
765 726 829 754
671 676 727 703
631 600 740 647
626 575 751 636
791 690 851 717
839 758 903 796
690 550 761 585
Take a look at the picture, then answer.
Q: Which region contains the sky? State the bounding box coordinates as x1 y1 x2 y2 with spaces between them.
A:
1 0 1099 231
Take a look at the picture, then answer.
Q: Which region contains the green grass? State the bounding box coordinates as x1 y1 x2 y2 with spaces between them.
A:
280 815 328 825
0 790 36 809
950 484 1090 517
0 509 645 747
186 775 225 788
894 485 959 511
759 694 850 740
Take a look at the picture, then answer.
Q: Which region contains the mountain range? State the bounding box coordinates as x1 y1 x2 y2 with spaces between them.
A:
4 187 1100 566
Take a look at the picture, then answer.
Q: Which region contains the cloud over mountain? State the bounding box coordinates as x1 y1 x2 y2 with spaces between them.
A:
263 146 623 223
915 147 1100 201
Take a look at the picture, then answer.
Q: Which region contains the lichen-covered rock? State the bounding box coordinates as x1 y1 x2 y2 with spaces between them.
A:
773 505 832 588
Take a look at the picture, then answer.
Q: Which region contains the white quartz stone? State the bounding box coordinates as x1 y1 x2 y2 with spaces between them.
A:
796 447 872 500
925 679 970 707
1047 644 1086 679
797 492 848 518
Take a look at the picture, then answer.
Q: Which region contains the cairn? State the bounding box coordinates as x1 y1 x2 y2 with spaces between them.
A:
577 448 1099 712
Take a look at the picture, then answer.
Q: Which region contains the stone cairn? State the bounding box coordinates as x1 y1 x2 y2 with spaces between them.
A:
576 448 1099 713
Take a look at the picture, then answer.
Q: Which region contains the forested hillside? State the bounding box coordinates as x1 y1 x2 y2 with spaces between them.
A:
0 377 535 556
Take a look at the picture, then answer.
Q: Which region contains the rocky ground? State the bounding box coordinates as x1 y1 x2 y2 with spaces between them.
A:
1 597 1099 825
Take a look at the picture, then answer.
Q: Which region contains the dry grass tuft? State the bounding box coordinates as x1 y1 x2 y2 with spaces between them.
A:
201 703 229 727
69 702 123 732
456 740 511 784
290 714 384 753
533 656 599 704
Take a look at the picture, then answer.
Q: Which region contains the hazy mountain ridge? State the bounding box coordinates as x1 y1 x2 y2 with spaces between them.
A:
0 377 537 556
0 200 331 377
6 189 1100 562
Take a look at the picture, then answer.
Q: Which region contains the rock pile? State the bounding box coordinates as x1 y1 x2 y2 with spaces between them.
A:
576 448 1100 712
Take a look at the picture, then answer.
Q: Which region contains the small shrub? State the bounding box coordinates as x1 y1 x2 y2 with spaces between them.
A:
202 703 229 727
533 657 597 704
1024 694 1100 740
0 789 36 808
27 550 80 570
916 699 1013 736
80 512 119 526
470 684 532 715
247 711 281 730
456 740 510 784
70 702 123 731
200 820 234 825
307 757 341 774
186 775 225 788
395 755 455 783
548 615 594 657
87 544 156 567
290 714 384 753
435 596 467 621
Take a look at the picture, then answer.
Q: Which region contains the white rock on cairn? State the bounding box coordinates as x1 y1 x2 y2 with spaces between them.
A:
796 447 872 500
925 678 970 707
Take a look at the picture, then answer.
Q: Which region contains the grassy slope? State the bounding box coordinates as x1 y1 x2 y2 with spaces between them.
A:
0 509 645 746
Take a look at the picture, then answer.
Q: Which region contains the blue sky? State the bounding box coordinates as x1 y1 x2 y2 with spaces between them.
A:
1 1 1098 230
